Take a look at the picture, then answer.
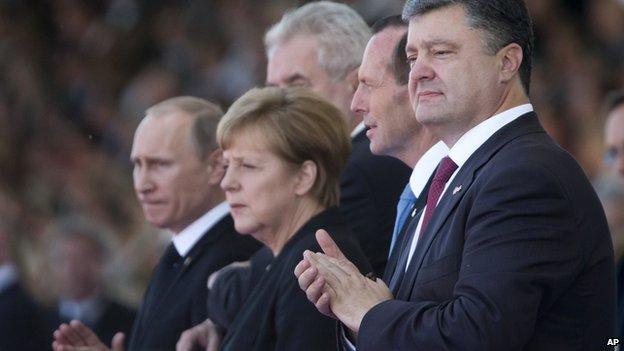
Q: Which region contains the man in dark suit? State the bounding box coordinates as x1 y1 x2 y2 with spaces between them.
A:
45 216 136 347
52 97 260 351
297 1 615 350
264 1 411 276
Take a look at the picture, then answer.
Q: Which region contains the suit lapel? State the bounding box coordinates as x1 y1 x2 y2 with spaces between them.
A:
398 113 544 299
138 216 229 335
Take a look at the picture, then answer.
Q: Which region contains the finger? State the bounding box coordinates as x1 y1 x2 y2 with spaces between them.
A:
59 323 85 346
206 333 221 351
316 291 336 318
54 329 73 346
307 252 350 286
297 265 318 291
111 332 125 351
304 274 325 304
294 257 311 277
69 320 102 346
315 229 346 260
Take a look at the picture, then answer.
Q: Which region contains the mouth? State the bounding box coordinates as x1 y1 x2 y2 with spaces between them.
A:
140 200 164 207
417 91 442 102
229 203 246 212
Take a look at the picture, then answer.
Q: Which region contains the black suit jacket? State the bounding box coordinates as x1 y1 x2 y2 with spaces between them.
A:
341 131 410 276
0 281 48 351
220 207 372 351
127 214 260 351
358 113 614 350
46 298 136 347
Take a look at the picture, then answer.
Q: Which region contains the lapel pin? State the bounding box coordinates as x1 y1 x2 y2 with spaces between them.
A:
184 257 192 266
411 207 418 217
453 185 462 195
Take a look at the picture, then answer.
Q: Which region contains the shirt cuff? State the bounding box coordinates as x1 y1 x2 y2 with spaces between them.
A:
340 324 357 351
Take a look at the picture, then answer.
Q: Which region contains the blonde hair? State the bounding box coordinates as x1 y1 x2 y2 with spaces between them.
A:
218 87 351 207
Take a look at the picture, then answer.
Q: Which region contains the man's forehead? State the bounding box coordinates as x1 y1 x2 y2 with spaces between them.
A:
361 28 405 77
132 114 191 154
406 6 469 43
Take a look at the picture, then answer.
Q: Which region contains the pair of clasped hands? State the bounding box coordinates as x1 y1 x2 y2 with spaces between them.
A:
294 229 393 338
52 229 392 351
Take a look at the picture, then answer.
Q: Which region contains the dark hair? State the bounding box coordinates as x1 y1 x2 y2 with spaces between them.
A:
393 33 410 85
371 15 409 85
604 90 624 115
402 0 534 94
371 15 405 34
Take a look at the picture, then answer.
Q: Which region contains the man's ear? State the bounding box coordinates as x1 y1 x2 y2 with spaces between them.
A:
294 160 318 196
206 149 225 185
498 43 523 84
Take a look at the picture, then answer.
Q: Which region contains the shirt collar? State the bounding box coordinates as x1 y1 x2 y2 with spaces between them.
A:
409 141 449 198
350 122 366 138
172 202 230 256
0 264 17 293
448 104 533 168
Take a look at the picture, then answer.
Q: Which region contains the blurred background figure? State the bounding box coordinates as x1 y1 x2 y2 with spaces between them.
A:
44 215 136 347
598 89 624 338
604 90 624 179
0 194 48 351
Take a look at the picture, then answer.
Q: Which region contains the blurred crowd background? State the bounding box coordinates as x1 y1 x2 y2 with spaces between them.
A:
0 0 623 309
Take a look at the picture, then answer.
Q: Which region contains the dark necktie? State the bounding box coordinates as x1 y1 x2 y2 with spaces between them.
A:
418 156 458 237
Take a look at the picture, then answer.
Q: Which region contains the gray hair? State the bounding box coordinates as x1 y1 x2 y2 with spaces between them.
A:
264 1 371 81
146 96 224 160
402 0 533 94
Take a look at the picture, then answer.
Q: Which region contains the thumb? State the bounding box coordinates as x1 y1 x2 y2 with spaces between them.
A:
111 332 125 351
315 229 346 260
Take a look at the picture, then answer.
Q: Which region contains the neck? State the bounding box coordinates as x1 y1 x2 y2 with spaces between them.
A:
263 199 324 256
442 86 529 148
401 129 439 168
170 188 226 235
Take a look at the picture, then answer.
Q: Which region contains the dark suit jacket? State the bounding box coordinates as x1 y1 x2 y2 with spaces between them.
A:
341 131 411 276
357 113 614 350
219 207 372 351
46 298 136 347
0 281 48 351
127 214 260 351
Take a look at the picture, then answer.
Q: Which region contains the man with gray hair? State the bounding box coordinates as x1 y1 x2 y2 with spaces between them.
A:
52 97 260 351
266 1 411 276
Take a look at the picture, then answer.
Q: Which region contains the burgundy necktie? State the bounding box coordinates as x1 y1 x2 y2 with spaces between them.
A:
419 156 458 236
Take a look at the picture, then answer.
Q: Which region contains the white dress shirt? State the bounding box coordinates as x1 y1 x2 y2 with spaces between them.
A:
172 202 230 256
404 104 534 267
350 122 366 139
